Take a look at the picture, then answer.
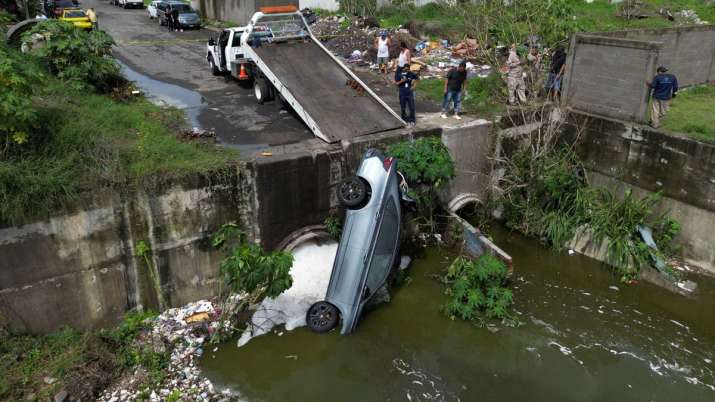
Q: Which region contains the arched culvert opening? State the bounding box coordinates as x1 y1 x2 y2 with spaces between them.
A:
5 19 42 48
447 193 482 215
277 225 333 252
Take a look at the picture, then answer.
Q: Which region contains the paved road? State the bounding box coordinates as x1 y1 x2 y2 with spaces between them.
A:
91 0 438 150
91 0 312 150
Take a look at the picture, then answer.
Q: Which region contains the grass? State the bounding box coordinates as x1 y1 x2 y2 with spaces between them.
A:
377 3 466 38
417 74 506 117
0 80 236 225
661 84 715 142
0 311 162 401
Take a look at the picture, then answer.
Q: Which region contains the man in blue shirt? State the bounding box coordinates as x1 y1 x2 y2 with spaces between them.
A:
395 66 419 127
647 66 678 129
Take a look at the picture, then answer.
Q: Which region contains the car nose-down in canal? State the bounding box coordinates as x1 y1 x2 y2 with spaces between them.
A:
307 149 405 335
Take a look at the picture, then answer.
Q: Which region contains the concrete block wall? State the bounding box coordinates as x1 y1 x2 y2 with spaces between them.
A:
564 25 715 123
195 0 299 25
563 35 659 122
596 25 715 88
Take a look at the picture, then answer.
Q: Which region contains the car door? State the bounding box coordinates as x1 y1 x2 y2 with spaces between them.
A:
226 30 243 63
364 196 399 296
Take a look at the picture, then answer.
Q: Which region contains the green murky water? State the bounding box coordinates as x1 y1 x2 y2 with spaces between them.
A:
200 227 715 401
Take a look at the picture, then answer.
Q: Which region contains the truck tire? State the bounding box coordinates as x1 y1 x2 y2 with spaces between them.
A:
209 57 219 76
254 77 273 104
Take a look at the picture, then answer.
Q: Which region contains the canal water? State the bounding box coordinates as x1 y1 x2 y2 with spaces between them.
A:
200 226 715 401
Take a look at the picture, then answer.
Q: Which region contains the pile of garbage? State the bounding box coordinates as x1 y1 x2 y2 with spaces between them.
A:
311 15 494 80
179 127 216 141
98 300 234 402
674 9 708 24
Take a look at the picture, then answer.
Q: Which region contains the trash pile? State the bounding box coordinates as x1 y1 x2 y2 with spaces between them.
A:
674 9 708 24
310 15 495 80
98 300 235 402
179 127 216 141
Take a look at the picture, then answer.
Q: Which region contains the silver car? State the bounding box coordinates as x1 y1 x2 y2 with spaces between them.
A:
307 149 403 335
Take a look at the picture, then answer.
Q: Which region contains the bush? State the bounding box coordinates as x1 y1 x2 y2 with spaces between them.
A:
441 254 515 325
24 20 122 92
212 223 294 305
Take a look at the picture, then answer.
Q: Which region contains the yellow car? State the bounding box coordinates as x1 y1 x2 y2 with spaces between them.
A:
60 9 93 30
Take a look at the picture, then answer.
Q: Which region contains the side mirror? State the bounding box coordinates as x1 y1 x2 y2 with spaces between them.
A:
208 37 215 46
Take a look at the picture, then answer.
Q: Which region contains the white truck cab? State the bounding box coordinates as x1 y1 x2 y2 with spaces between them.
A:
206 27 247 76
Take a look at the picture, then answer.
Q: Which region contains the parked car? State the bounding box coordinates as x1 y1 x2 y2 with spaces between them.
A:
158 2 201 29
146 0 165 19
59 8 92 30
307 149 404 335
49 0 80 17
118 0 144 8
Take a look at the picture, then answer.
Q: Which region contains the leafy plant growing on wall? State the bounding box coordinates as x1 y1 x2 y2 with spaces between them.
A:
388 136 455 233
212 222 294 306
324 211 342 240
441 254 516 326
136 240 166 311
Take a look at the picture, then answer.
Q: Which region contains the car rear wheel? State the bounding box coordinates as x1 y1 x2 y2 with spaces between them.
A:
254 77 273 104
337 176 368 208
307 301 339 333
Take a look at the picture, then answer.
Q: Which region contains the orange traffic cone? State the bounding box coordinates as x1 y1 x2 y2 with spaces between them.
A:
238 64 249 80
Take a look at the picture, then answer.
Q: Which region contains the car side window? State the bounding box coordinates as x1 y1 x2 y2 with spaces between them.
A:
365 197 399 292
231 33 242 47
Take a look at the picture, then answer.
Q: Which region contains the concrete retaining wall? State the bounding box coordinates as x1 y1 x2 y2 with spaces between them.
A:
0 120 498 333
566 112 715 273
195 0 298 25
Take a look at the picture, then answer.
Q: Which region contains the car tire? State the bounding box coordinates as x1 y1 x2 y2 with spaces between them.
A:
337 176 368 208
209 57 219 76
306 301 339 333
254 77 272 104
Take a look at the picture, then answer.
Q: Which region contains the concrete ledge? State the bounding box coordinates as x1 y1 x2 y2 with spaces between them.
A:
575 34 662 50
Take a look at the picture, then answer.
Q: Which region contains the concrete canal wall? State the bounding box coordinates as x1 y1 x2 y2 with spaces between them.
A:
566 113 715 274
0 121 496 333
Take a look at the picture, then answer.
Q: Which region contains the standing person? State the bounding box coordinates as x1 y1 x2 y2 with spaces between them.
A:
166 6 174 31
398 41 411 69
86 7 97 30
441 61 467 120
375 32 391 75
526 46 541 97
506 43 526 105
646 66 678 129
545 46 566 103
395 65 419 128
171 6 180 32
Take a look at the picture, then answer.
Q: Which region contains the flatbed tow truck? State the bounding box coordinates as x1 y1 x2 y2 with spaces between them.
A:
206 6 404 143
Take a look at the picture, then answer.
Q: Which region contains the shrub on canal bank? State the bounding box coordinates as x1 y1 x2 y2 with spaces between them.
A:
0 311 160 401
441 254 516 326
499 145 681 282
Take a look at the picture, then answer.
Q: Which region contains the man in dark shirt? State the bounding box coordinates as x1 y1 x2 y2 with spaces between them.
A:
545 46 566 102
647 66 678 129
171 7 180 32
395 66 419 127
441 61 467 120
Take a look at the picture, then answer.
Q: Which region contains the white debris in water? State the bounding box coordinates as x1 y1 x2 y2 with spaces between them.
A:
568 249 575 255
608 286 619 291
237 240 338 347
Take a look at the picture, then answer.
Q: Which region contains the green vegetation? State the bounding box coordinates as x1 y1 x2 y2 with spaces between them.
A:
388 137 455 232
441 254 515 325
212 223 294 306
0 311 162 401
0 23 234 225
661 84 715 143
324 212 343 240
501 146 681 281
136 241 167 310
418 74 505 116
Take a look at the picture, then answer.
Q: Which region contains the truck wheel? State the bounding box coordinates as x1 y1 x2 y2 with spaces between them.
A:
254 78 271 104
337 176 369 208
307 301 339 333
209 57 220 76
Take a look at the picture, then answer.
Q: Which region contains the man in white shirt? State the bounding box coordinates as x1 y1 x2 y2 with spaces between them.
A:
506 43 526 105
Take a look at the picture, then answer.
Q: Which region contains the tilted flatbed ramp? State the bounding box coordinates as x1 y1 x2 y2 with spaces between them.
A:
239 11 404 143
253 41 403 142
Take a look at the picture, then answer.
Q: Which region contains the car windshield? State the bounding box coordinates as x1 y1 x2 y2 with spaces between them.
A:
56 0 78 7
172 4 192 12
64 10 86 17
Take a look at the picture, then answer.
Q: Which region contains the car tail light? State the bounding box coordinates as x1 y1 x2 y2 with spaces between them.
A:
383 157 393 171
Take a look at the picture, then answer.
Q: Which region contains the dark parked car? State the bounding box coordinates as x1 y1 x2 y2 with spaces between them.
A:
158 2 201 29
307 149 404 335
